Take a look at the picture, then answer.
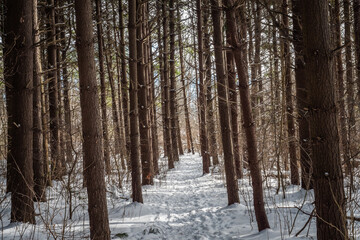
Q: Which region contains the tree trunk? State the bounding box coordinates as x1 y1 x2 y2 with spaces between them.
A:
59 2 72 165
301 1 348 239
355 0 360 108
5 0 35 223
169 0 180 162
74 1 111 238
282 0 299 185
223 0 270 231
33 0 46 202
96 0 111 174
46 0 62 180
203 0 219 166
292 0 313 190
119 0 131 165
129 0 144 202
197 0 210 174
344 0 356 163
137 0 154 185
226 29 242 179
163 0 174 169
210 0 240 205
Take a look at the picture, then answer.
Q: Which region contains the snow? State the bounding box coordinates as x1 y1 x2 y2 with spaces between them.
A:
2 153 356 239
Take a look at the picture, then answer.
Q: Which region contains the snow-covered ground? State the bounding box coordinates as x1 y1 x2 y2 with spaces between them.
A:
1 153 358 239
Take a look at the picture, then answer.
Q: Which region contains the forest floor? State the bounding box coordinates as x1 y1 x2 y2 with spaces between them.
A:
1 153 359 239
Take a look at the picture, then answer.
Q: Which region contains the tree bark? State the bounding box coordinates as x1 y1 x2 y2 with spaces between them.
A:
282 0 299 185
119 0 131 164
74 1 111 238
197 0 210 174
163 0 174 169
292 0 313 190
33 0 46 202
137 0 154 185
203 0 219 166
5 0 36 223
301 1 348 239
210 0 240 205
95 0 111 174
354 0 360 108
223 0 270 231
46 0 62 180
169 0 180 162
129 0 144 202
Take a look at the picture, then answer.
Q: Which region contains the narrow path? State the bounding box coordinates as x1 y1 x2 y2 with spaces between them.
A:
109 154 252 239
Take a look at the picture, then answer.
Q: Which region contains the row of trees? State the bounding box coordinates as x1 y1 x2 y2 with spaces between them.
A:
2 0 359 239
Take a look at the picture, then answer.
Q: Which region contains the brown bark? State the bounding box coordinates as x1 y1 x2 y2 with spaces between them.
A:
355 0 360 108
223 0 270 231
59 2 72 165
74 1 111 238
129 0 144 202
96 0 111 174
33 0 46 202
47 0 62 180
163 0 174 169
137 0 154 185
119 0 131 164
149 38 159 175
5 0 36 223
169 0 180 162
301 1 347 239
210 0 240 205
203 0 219 166
344 0 356 161
226 29 242 179
333 0 351 178
292 0 313 190
282 0 299 185
197 0 210 174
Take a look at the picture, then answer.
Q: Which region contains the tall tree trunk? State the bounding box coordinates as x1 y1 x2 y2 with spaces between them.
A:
163 0 174 169
74 1 111 238
47 0 62 180
149 37 159 174
5 0 36 223
177 6 194 154
301 1 348 239
292 0 313 190
223 0 270 231
203 0 219 165
96 0 111 174
60 1 72 165
119 0 131 164
129 0 143 202
169 0 180 162
226 28 242 178
333 0 351 178
209 0 240 205
197 0 210 174
137 0 154 185
33 0 46 202
282 0 299 185
344 0 356 156
355 0 360 108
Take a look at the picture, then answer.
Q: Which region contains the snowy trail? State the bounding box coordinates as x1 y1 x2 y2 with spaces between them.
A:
109 154 304 240
109 154 252 239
